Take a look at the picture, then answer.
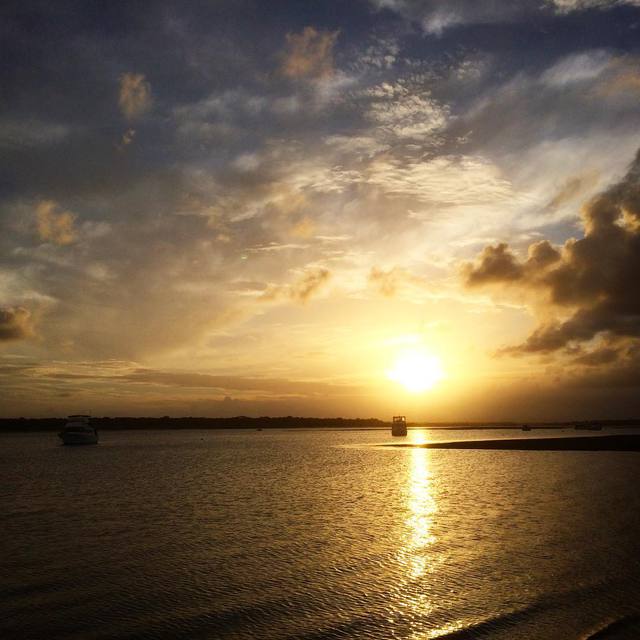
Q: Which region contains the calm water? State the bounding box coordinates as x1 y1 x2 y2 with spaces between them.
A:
2 428 640 639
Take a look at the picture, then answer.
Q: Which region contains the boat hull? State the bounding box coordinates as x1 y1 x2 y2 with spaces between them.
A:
59 432 99 445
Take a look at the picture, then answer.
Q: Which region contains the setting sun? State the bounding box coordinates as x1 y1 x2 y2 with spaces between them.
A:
387 351 444 393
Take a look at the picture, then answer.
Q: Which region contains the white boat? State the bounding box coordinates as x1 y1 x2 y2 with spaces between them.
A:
59 415 99 445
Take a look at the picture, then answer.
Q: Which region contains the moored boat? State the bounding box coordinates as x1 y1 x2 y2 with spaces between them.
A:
392 415 407 436
59 415 99 445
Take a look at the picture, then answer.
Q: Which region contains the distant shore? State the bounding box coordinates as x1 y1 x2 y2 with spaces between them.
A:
1 416 639 432
384 434 640 451
0 416 386 432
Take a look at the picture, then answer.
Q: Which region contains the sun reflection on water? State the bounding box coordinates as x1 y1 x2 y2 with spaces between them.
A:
390 441 489 638
391 445 440 632
405 447 437 578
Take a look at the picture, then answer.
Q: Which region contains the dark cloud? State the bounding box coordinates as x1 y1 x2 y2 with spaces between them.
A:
464 240 560 287
561 342 640 389
464 243 524 286
571 345 621 365
465 148 640 359
0 307 34 342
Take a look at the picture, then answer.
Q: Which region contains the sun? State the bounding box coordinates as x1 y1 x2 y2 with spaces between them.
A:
387 350 444 393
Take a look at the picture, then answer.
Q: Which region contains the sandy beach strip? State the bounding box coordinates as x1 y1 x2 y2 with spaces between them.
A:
383 434 640 451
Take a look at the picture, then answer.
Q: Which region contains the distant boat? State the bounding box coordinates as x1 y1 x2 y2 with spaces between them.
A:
522 424 531 431
59 415 99 445
392 415 407 437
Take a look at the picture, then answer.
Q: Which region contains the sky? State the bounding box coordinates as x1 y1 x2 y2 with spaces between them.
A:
2 0 640 420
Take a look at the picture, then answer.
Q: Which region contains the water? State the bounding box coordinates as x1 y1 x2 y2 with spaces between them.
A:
2 428 640 639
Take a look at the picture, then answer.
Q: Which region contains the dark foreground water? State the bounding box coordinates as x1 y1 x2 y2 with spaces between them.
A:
2 428 640 639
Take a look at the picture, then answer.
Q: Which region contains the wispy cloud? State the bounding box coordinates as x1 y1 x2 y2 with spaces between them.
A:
261 268 331 303
122 368 358 396
367 155 514 206
364 82 449 140
368 266 427 297
0 119 69 150
551 0 640 14
371 0 640 33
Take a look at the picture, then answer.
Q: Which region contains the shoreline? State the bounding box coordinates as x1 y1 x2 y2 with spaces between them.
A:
1 416 639 433
382 434 640 451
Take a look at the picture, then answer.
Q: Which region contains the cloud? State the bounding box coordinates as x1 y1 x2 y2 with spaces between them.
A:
281 27 339 79
541 50 612 87
545 172 600 211
596 66 640 98
364 82 449 140
261 268 331 303
368 266 427 297
355 36 399 70
550 0 640 14
35 200 77 245
367 154 514 206
369 266 403 297
368 1 535 34
0 307 35 342
539 51 640 103
289 217 316 238
174 89 268 124
464 240 561 287
464 147 640 356
118 128 136 149
571 345 621 365
464 243 526 286
0 119 70 150
122 368 357 396
370 0 640 33
118 72 152 120
447 51 640 175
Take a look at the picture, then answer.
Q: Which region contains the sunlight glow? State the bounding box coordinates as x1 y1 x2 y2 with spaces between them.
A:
387 350 444 393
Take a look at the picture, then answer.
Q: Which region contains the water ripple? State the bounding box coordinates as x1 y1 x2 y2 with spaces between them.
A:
1 429 640 639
